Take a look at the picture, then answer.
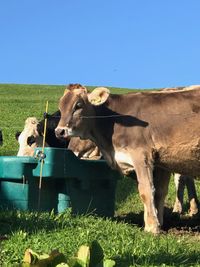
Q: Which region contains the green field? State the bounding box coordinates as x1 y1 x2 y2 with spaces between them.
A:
0 84 200 266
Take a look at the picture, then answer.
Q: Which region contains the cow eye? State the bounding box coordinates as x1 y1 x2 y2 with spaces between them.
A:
75 101 83 110
27 135 36 146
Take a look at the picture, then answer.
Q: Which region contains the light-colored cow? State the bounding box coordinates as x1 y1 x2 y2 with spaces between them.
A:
16 117 44 156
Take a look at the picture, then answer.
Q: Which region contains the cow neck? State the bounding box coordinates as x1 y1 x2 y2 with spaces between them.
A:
88 103 116 166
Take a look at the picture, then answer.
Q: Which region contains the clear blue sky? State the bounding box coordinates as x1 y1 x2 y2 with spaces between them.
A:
1 0 200 89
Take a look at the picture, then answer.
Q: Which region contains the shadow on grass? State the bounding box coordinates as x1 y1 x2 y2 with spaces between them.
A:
115 207 200 234
0 210 71 236
163 207 200 233
115 211 144 229
1 208 199 238
114 250 200 267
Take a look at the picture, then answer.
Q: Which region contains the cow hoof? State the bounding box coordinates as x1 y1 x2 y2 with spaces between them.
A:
189 199 198 216
172 203 182 214
189 209 198 216
189 207 198 216
144 224 161 234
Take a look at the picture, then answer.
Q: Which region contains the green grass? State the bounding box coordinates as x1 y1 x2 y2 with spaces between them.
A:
0 84 200 266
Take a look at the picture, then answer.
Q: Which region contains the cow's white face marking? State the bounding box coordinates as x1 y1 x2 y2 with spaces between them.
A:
67 127 75 136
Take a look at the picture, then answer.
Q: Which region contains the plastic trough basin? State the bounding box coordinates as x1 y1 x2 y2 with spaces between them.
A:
0 156 37 179
0 148 121 216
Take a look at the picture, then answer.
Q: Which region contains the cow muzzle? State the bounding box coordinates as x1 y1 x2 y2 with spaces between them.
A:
55 127 69 139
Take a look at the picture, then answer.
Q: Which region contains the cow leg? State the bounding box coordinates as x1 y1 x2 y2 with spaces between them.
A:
153 168 170 227
185 177 198 216
133 154 160 234
172 173 185 214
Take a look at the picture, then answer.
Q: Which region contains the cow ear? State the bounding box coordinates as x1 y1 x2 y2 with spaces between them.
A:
88 87 110 106
15 131 21 141
63 86 88 96
25 117 38 125
63 89 69 96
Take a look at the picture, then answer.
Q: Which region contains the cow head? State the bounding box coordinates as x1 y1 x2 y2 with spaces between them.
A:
16 117 44 156
55 87 110 139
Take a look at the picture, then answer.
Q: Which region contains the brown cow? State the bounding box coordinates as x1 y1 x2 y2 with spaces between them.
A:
55 85 200 233
173 173 198 215
159 85 199 216
68 137 101 159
